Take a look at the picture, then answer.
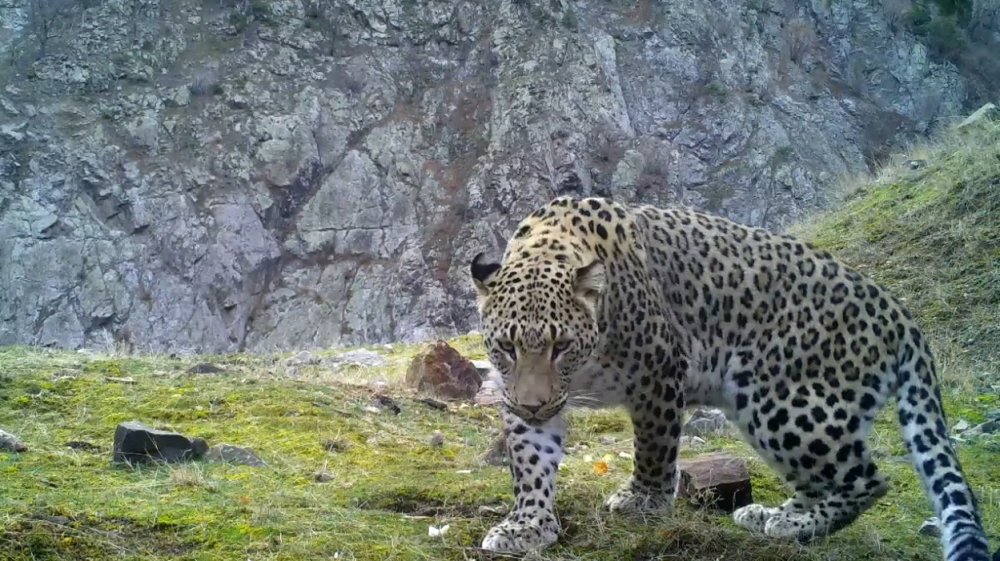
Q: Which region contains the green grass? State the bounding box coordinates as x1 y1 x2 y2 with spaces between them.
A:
2 112 999 559
0 342 997 560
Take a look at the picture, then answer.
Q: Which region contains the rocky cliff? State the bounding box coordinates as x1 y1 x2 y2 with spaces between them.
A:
0 0 989 353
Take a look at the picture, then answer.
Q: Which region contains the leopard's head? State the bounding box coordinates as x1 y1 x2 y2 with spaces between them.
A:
470 251 604 423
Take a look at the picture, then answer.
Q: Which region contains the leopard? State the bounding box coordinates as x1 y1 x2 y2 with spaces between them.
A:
469 195 994 561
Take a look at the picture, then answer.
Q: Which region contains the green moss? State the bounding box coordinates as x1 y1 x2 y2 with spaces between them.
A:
3 339 996 560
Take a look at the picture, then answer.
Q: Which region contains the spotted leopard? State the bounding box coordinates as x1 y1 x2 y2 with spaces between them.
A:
469 196 993 561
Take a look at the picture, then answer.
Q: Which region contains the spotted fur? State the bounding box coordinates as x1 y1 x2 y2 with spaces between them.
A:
470 196 992 560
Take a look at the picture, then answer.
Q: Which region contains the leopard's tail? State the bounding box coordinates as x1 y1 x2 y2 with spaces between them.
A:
894 332 992 561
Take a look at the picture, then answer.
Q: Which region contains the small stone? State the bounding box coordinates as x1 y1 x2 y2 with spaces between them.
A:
477 505 507 516
206 444 266 467
372 395 401 415
677 453 752 512
327 349 386 369
474 370 503 406
0 429 28 452
313 470 334 483
470 359 495 378
680 435 707 448
962 419 1000 438
415 397 448 411
429 431 445 447
598 435 617 445
287 350 319 366
323 438 350 453
187 363 224 374
957 102 999 130
953 419 970 432
919 517 941 536
112 421 208 465
481 433 508 466
404 340 482 400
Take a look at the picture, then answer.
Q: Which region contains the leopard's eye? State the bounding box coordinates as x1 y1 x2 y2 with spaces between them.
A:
551 340 572 359
497 340 516 359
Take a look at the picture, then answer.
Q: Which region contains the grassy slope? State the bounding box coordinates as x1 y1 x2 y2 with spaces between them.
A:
1 118 999 560
791 114 1000 392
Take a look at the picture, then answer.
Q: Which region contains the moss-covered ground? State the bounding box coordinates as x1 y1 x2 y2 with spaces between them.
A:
0 342 997 561
2 116 999 560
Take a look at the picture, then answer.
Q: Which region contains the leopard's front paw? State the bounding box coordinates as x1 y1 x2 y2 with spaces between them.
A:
732 503 780 534
763 511 823 542
480 510 561 553
605 484 674 515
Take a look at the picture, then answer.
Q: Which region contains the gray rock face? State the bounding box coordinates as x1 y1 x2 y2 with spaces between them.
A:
0 0 990 353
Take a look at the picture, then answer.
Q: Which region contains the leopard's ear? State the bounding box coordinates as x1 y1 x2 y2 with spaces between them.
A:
471 252 501 310
573 259 605 317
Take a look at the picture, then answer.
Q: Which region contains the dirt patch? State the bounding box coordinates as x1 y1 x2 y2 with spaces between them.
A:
357 490 482 518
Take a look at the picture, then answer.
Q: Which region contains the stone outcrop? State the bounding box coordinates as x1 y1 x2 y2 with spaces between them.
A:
0 0 991 353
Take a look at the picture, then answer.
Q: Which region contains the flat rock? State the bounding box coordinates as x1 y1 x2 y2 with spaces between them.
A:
677 453 752 512
206 444 266 467
326 349 386 369
286 350 320 366
112 421 208 465
470 359 496 378
919 517 941 536
474 370 503 406
0 429 27 452
404 340 481 400
187 363 224 374
958 102 999 129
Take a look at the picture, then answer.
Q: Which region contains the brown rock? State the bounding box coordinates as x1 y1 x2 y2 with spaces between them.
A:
404 340 482 400
677 453 752 512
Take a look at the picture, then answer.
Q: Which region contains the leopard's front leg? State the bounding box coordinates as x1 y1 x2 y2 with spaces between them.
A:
606 361 684 515
481 408 565 553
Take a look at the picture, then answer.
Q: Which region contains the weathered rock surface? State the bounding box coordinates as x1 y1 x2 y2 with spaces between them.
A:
683 408 733 437
677 453 752 512
919 517 941 537
112 421 208 465
206 444 266 467
0 429 28 452
326 350 387 370
405 340 482 400
0 0 992 353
